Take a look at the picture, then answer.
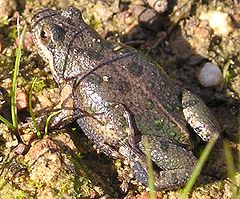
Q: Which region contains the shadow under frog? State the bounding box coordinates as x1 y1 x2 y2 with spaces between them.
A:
30 4 239 193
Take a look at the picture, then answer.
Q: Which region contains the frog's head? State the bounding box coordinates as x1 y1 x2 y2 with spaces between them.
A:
31 7 98 81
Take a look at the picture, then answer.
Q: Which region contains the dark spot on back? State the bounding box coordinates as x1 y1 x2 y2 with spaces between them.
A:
118 79 132 94
87 73 103 85
127 62 143 77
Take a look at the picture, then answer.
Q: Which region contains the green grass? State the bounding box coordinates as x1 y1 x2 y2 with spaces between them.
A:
11 24 27 129
44 110 61 136
0 23 57 138
29 77 42 138
0 24 27 131
181 137 217 199
143 137 155 199
142 133 222 199
223 141 238 199
29 78 63 137
0 115 15 130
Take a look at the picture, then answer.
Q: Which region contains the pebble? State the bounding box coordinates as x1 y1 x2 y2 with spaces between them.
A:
13 143 29 155
0 0 17 18
199 10 233 36
198 62 223 87
147 0 168 13
15 32 34 50
16 89 29 110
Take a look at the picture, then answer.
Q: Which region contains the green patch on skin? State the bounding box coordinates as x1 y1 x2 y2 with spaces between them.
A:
154 119 164 130
146 99 155 109
87 73 102 85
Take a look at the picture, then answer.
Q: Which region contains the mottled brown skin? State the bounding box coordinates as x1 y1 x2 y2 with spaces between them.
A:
31 7 219 190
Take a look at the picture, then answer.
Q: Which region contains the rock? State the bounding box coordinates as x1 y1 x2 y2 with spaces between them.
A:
197 62 223 87
16 89 29 110
199 10 233 36
147 0 168 13
0 0 17 19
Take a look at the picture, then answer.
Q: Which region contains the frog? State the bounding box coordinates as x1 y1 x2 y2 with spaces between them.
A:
31 6 220 190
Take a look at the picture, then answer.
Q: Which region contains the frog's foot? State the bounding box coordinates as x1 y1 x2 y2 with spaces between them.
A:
49 107 74 129
128 135 197 190
182 90 220 141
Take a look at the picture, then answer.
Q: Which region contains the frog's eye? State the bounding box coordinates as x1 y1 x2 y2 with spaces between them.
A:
40 28 51 44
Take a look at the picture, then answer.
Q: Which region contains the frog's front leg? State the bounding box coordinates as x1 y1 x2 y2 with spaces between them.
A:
48 84 75 129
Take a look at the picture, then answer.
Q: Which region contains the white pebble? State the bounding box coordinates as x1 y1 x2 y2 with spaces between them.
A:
199 10 233 36
198 62 223 87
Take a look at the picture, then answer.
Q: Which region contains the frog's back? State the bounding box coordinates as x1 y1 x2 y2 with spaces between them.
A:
74 43 191 146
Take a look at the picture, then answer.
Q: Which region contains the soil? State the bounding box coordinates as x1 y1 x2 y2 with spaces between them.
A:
0 0 239 198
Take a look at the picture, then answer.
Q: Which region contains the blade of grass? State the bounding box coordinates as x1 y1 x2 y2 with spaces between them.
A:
237 107 240 172
143 137 155 199
223 141 238 199
0 115 15 130
11 23 27 129
44 110 61 136
181 137 217 199
29 77 42 139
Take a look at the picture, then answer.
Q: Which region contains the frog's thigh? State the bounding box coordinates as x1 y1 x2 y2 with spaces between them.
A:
139 135 197 189
77 104 130 158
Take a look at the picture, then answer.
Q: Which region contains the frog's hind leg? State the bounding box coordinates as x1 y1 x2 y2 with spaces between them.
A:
182 90 220 141
112 104 197 190
138 135 197 190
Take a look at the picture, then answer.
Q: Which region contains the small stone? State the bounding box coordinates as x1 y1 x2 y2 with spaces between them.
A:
13 143 29 155
15 32 34 50
197 62 223 87
37 93 52 109
199 10 233 36
147 0 168 13
21 132 36 145
194 27 211 41
16 89 29 110
232 13 240 28
0 0 17 18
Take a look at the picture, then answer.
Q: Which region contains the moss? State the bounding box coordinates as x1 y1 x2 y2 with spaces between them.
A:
30 78 46 93
8 26 17 40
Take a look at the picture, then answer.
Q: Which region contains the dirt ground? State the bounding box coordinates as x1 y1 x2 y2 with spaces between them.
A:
0 0 239 198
